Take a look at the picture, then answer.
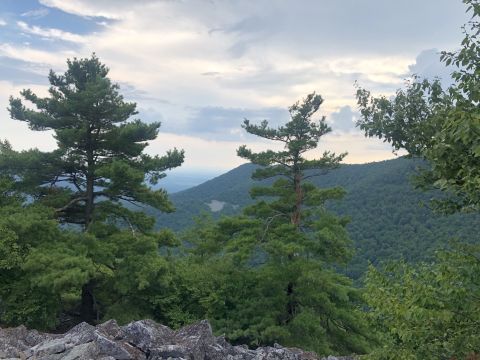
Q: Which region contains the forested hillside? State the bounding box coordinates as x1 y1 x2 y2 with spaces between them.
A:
154 157 479 279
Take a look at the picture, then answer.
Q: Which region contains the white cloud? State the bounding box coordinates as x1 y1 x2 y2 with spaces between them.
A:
13 1 465 110
0 81 56 152
145 128 400 173
21 8 50 19
319 131 402 164
17 21 87 44
0 43 76 70
0 19 7 27
38 0 156 19
147 133 249 172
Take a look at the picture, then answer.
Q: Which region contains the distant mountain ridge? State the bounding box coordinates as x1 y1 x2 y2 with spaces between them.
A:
152 157 479 279
158 171 221 193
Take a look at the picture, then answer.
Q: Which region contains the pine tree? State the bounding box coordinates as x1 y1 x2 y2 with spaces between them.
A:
238 92 346 228
8 54 183 229
4 55 184 323
180 94 371 355
235 93 369 354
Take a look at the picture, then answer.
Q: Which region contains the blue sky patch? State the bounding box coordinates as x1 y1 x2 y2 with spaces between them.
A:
1 0 113 32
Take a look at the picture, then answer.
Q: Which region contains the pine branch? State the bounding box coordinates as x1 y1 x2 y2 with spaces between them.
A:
55 196 87 213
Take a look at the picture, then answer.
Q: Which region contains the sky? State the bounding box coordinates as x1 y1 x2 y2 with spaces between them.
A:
0 0 470 177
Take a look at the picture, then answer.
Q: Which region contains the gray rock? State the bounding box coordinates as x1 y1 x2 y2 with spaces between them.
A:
122 319 174 352
59 342 99 360
94 331 132 359
96 319 124 340
0 325 53 359
149 344 191 359
173 320 216 360
0 319 357 360
31 338 68 357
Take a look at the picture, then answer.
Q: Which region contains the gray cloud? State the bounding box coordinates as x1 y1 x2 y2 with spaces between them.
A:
228 41 249 58
329 106 358 133
207 0 467 58
185 106 289 140
42 0 468 58
0 56 48 85
222 16 267 36
219 67 315 89
137 107 165 125
151 106 289 141
118 82 171 103
201 71 221 76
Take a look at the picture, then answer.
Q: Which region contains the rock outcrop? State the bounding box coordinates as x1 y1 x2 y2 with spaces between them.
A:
0 319 356 360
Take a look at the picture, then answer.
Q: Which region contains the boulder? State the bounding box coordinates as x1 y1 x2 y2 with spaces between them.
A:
0 319 357 359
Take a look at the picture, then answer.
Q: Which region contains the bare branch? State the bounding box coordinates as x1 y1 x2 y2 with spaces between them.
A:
55 196 87 213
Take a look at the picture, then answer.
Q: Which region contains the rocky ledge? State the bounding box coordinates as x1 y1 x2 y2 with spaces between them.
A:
0 319 356 360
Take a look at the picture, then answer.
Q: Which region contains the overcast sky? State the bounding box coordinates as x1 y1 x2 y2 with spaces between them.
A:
0 0 469 174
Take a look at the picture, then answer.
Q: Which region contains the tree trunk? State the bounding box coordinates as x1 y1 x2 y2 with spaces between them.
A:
81 130 96 322
85 170 94 230
285 281 296 324
287 167 301 322
291 173 303 227
80 282 96 324
84 127 94 231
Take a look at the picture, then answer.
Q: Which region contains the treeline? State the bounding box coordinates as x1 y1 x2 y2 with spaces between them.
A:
0 1 479 359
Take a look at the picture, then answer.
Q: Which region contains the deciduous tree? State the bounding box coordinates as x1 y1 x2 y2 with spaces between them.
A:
355 1 480 213
357 2 480 358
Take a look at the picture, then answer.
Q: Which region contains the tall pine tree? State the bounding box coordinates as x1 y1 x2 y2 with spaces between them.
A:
4 55 184 323
8 54 184 229
236 93 369 354
178 93 371 355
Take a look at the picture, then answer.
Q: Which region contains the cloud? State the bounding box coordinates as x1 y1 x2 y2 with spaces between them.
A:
9 0 466 112
38 0 468 56
21 8 50 19
0 0 472 172
0 19 7 27
0 57 49 85
118 82 171 103
138 104 291 142
145 132 256 172
17 21 87 44
176 106 289 141
407 48 455 88
0 43 76 70
320 131 396 164
328 106 359 133
0 80 56 152
38 0 161 19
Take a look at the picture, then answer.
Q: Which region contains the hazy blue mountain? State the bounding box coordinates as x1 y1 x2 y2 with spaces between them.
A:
160 170 222 193
152 157 479 279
